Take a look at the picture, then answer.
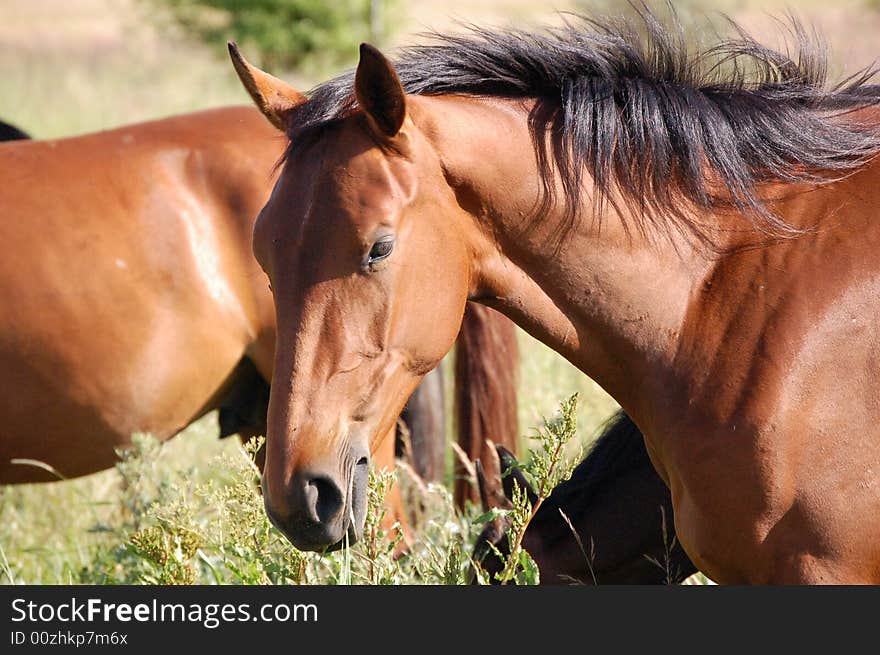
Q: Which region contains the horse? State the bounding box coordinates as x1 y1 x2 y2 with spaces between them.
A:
0 107 518 534
228 5 880 584
0 120 29 142
472 411 696 584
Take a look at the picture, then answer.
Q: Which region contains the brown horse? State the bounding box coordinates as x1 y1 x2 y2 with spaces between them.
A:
0 107 517 529
1 106 279 483
230 6 880 583
472 412 696 584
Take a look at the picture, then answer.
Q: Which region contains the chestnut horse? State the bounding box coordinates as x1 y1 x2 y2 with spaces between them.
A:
472 412 696 584
0 107 517 527
230 7 880 583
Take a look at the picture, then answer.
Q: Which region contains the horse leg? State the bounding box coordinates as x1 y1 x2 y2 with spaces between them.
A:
754 509 880 584
398 365 446 483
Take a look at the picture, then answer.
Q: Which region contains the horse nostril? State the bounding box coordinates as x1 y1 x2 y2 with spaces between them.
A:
304 475 344 525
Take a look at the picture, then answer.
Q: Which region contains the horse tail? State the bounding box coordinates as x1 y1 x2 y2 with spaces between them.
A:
453 303 519 508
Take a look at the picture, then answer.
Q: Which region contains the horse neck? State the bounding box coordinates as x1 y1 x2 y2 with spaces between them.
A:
422 95 714 422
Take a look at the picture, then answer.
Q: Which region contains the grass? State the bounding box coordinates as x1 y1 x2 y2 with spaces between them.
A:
0 393 600 585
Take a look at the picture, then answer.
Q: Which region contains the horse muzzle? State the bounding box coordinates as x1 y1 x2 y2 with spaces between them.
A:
263 452 370 552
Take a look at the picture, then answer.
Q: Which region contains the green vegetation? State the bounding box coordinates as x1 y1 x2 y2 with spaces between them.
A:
0 0 251 139
0 395 591 585
156 0 394 75
473 394 584 585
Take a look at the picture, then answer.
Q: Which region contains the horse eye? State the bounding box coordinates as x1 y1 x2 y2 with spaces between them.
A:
368 238 394 263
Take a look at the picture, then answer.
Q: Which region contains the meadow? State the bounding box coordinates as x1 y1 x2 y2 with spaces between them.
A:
0 0 877 585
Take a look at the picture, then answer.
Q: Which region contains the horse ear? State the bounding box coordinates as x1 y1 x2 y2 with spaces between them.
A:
496 445 538 507
355 43 406 139
478 440 514 511
228 42 306 132
476 452 513 512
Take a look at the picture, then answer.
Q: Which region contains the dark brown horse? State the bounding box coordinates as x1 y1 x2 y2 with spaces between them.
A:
0 120 30 142
0 107 517 532
230 7 880 583
472 411 696 584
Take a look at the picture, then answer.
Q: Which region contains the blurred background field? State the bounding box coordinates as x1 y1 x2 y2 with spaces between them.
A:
0 0 877 584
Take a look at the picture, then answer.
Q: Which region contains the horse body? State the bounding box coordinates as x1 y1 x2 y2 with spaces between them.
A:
413 94 880 584
429 96 880 582
0 107 278 482
662 157 880 583
231 12 880 582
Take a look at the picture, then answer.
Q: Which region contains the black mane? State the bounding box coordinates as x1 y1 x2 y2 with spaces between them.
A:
286 5 880 242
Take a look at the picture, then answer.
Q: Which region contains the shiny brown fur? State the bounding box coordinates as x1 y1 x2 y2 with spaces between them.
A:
0 107 279 484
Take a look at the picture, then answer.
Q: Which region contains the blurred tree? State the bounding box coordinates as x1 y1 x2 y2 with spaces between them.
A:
158 0 393 74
